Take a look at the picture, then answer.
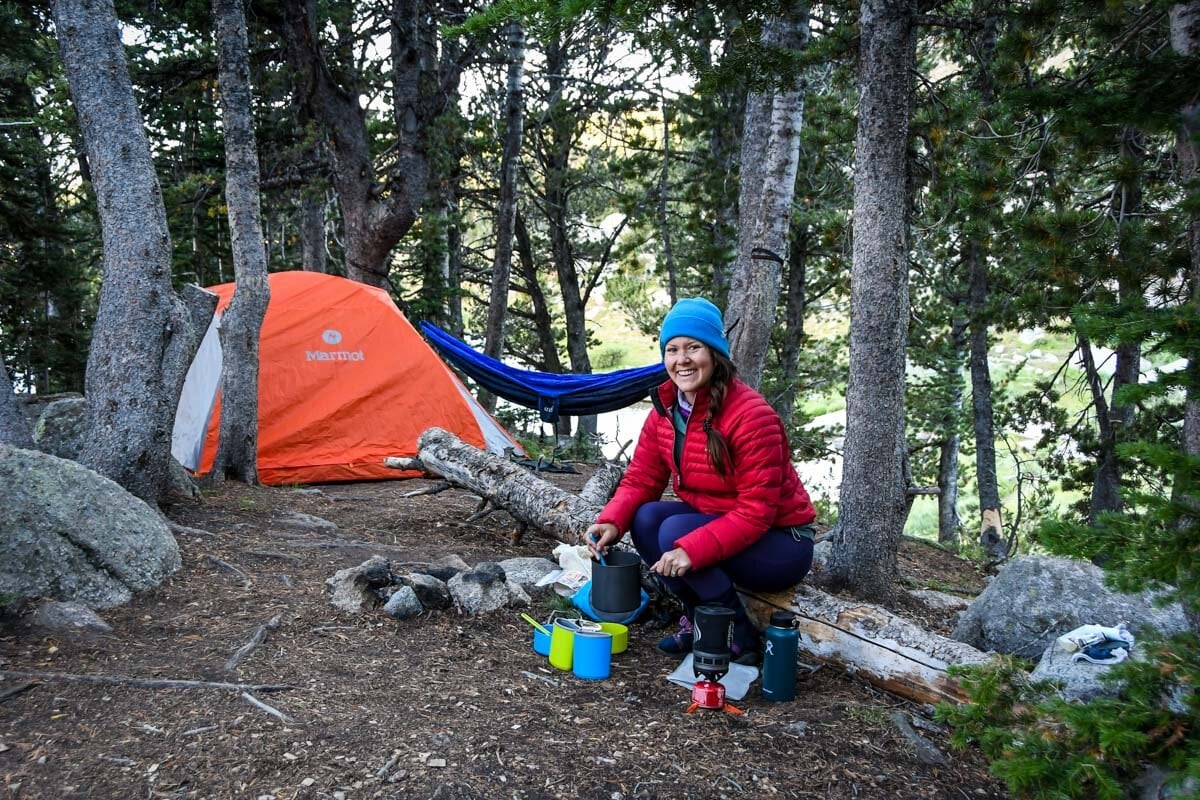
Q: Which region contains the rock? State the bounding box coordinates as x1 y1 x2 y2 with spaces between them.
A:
462 561 506 585
277 511 338 532
383 586 423 620
29 601 113 637
449 566 530 614
0 445 181 609
31 397 87 459
951 555 1188 657
395 573 452 611
325 556 391 613
908 588 971 613
497 557 557 595
1029 642 1136 702
406 554 470 582
1136 766 1199 799
887 711 947 766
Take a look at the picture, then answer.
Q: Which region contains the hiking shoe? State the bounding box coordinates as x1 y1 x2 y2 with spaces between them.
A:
657 614 694 655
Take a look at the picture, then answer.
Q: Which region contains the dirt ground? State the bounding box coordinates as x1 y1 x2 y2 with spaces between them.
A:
0 468 1009 800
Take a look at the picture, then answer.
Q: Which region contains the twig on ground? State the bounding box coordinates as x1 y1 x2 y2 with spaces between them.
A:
243 550 303 564
375 752 401 778
402 481 451 498
310 626 358 634
0 681 39 702
240 691 295 723
182 725 218 736
0 669 294 693
224 613 283 673
278 538 407 553
203 554 251 586
520 670 560 687
168 522 219 538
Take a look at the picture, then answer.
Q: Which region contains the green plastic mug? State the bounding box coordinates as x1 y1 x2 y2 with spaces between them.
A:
548 619 576 670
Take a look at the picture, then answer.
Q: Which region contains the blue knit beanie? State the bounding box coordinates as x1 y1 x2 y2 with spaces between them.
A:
659 297 730 359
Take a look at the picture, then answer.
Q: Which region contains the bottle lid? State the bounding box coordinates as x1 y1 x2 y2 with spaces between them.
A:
770 610 796 628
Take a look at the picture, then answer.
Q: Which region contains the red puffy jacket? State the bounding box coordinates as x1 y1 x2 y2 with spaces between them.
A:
597 378 816 570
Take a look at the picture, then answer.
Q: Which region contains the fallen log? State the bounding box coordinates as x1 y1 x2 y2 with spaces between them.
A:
740 585 993 706
414 427 612 545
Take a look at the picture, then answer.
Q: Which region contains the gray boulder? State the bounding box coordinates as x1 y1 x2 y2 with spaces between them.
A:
952 555 1188 657
1029 642 1137 702
29 397 198 500
497 557 558 596
395 573 452 610
448 563 530 614
0 445 181 609
32 397 87 459
30 600 114 637
383 586 423 620
325 556 391 613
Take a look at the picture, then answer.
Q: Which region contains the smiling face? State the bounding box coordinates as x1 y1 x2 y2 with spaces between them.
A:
663 336 714 402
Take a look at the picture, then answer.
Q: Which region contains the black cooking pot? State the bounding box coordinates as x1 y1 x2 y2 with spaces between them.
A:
590 550 642 622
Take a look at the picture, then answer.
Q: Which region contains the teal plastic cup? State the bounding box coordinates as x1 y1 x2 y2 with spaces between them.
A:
532 626 552 656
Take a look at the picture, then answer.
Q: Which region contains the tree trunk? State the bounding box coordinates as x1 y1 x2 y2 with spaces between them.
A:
658 94 678 305
1171 1 1200 634
514 210 571 437
281 0 452 288
968 240 1004 559
0 364 33 448
726 2 809 390
826 0 915 603
299 189 327 272
211 0 270 484
54 0 201 505
482 21 527 410
937 320 967 547
543 33 595 440
777 223 809 427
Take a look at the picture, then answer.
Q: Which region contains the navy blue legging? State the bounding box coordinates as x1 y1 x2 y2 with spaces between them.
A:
630 501 814 606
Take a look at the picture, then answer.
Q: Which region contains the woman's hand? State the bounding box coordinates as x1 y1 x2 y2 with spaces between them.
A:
586 523 620 559
651 547 692 579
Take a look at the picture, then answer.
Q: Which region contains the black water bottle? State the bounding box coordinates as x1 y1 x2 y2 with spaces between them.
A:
761 611 798 701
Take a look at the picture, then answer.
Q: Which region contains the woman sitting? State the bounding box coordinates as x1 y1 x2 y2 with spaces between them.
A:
586 297 817 662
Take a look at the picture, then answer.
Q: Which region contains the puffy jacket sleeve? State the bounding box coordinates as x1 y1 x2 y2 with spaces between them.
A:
674 402 786 570
595 410 670 533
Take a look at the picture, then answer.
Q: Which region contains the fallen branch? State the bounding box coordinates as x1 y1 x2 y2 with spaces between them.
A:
0 670 294 693
402 481 452 498
243 550 303 564
0 681 39 702
241 691 295 723
278 538 408 553
415 427 613 544
225 613 283 673
384 456 427 473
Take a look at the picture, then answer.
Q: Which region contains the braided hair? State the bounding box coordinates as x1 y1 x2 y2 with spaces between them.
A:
703 352 737 477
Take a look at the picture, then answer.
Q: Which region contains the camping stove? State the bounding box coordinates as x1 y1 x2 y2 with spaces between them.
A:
686 679 744 716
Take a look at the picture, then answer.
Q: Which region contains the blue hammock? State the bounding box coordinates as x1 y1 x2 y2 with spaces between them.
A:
420 322 667 422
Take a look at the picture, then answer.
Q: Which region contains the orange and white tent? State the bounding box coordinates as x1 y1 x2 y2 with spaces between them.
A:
171 271 521 485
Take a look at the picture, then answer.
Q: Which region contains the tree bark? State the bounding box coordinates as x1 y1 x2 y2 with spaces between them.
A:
658 93 678 305
937 320 967 547
299 189 327 272
777 223 809 427
542 32 595 440
1171 1 1200 635
0 364 33 448
826 0 916 603
482 21 527 409
281 0 455 287
53 0 201 505
211 0 270 484
726 2 809 390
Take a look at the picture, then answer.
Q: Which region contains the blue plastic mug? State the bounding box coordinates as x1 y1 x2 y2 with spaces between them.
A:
532 626 552 656
572 630 613 680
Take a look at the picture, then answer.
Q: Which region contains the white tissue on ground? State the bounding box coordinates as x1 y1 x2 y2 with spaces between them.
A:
666 654 759 701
